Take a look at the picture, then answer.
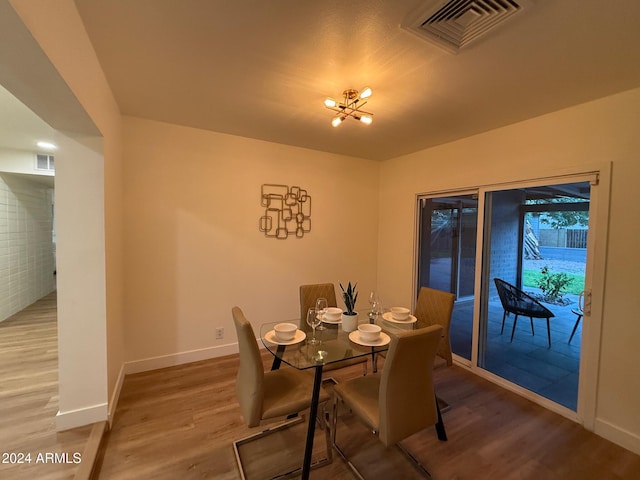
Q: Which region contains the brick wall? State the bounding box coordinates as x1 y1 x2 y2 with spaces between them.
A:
0 173 56 322
488 190 525 297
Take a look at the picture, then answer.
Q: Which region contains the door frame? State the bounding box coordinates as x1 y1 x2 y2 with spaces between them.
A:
413 162 611 429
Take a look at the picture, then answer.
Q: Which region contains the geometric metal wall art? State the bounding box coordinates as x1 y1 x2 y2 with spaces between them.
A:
259 184 311 239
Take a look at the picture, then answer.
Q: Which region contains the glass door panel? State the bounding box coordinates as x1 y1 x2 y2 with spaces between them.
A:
478 182 589 411
417 194 478 361
458 207 477 299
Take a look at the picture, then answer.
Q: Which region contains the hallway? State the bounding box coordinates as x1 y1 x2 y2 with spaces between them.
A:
0 292 91 480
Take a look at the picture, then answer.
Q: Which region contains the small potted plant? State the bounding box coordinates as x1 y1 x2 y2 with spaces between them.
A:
340 281 359 332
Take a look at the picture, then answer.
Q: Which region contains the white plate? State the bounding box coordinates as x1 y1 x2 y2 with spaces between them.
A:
348 331 391 347
321 315 342 324
382 311 417 324
264 329 306 345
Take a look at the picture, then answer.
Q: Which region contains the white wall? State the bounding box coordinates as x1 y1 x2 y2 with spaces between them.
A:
10 0 125 429
378 87 640 454
54 136 108 429
122 117 379 370
0 172 55 321
0 148 55 177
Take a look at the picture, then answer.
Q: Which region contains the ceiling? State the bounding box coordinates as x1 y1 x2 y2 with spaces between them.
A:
0 84 56 153
0 83 56 187
3 0 640 162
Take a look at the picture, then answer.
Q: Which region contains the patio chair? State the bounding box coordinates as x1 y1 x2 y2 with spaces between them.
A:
568 291 584 344
493 278 555 347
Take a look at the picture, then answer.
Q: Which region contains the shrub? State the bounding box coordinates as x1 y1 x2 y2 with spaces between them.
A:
536 266 573 301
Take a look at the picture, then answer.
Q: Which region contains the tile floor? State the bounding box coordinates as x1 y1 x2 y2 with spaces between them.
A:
449 293 582 410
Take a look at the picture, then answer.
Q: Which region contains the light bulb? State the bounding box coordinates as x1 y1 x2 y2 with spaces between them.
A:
331 116 343 127
324 98 337 108
360 115 373 125
36 141 57 150
359 87 372 99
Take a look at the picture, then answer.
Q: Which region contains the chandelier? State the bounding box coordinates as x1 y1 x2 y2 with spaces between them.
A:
323 87 373 127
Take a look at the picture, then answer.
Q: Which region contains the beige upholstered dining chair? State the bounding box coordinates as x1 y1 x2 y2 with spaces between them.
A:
376 287 454 367
299 283 338 332
231 307 332 479
299 283 368 375
414 286 456 366
331 325 443 478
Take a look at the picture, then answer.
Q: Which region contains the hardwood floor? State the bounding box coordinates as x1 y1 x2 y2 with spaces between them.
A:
97 351 640 480
7 296 638 479
0 292 92 480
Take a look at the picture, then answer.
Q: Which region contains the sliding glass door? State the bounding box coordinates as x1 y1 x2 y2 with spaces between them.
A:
415 175 599 414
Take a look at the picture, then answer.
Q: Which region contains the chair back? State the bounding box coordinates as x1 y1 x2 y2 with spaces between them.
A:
299 283 338 332
378 325 443 447
494 277 521 311
494 278 554 318
577 291 584 313
413 287 455 366
231 307 264 427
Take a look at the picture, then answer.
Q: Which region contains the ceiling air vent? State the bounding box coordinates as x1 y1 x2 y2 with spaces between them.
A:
402 0 529 53
35 153 55 172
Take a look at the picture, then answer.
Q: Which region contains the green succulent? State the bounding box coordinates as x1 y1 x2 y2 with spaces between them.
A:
339 282 358 315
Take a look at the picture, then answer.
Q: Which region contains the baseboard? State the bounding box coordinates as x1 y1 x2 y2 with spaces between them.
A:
595 418 640 456
74 421 108 480
107 364 126 429
56 403 108 432
123 342 240 375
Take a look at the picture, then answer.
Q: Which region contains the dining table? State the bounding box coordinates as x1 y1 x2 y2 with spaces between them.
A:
260 311 447 480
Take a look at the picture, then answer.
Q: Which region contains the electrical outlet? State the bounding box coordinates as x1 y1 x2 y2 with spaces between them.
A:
215 327 224 339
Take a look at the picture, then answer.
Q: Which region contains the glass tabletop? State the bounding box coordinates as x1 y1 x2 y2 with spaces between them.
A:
260 313 415 370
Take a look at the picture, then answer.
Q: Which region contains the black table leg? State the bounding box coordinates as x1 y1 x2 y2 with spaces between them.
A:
302 365 323 480
371 349 377 373
434 392 447 441
270 344 286 370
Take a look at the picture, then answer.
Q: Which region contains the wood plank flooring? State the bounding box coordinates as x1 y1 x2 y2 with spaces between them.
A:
0 292 91 480
96 350 640 480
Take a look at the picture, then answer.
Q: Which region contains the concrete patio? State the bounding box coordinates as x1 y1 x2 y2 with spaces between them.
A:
450 292 582 410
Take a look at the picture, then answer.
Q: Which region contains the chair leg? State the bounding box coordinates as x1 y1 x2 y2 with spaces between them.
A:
510 314 519 342
332 393 433 479
323 405 333 463
529 317 535 336
234 403 333 480
397 442 433 478
500 310 508 334
331 394 339 447
546 317 551 347
568 315 582 344
233 416 305 480
331 394 366 480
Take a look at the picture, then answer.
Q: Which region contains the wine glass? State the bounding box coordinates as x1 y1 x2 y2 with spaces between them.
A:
306 307 321 344
315 297 328 330
371 298 383 323
368 290 378 307
368 291 379 322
